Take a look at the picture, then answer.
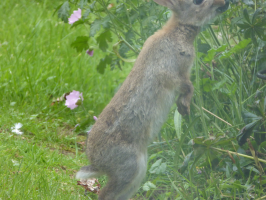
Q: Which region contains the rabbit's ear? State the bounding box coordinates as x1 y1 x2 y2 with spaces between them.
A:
153 0 175 10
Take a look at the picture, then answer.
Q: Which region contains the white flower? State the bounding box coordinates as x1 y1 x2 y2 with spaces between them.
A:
11 123 23 135
12 159 19 166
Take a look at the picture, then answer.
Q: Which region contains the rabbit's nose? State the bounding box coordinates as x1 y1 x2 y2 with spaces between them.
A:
215 0 230 13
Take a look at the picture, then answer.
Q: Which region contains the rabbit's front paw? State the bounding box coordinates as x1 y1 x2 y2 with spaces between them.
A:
176 96 190 116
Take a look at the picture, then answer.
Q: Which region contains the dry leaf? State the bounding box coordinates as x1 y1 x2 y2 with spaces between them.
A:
77 178 101 194
107 3 114 9
51 92 70 106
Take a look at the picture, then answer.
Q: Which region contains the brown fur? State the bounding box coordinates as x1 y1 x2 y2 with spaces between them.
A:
76 1 228 199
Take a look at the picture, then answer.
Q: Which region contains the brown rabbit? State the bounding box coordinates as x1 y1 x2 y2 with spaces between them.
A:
76 0 229 199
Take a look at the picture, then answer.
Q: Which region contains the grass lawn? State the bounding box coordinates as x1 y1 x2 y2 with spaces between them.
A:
0 0 131 199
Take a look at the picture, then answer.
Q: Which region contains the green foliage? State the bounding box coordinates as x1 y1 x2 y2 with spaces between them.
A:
57 1 70 23
174 109 182 140
149 159 167 175
96 30 112 52
89 18 103 37
142 181 157 192
237 8 266 45
70 36 90 52
56 0 168 71
97 54 113 74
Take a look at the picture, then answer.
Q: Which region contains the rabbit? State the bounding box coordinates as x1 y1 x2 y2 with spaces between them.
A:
76 0 229 199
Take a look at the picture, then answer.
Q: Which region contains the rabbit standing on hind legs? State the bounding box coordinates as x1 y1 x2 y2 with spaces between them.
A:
76 0 229 199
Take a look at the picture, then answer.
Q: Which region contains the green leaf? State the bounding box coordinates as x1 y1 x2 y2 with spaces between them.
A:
82 8 91 19
214 138 235 146
219 82 237 96
149 159 167 174
193 137 205 145
70 36 89 52
252 8 261 24
179 151 194 173
237 120 261 146
142 181 156 191
226 164 230 178
90 19 102 37
113 41 136 63
256 20 266 28
111 58 122 71
53 3 64 17
212 78 227 91
246 166 260 174
125 30 135 44
90 1 96 10
96 31 112 52
198 43 211 54
74 118 91 133
244 27 252 39
251 30 258 46
243 9 251 24
237 147 252 166
232 180 246 190
101 15 111 29
204 45 227 62
220 39 251 60
97 54 112 74
58 1 70 23
255 27 266 41
242 110 261 124
243 0 254 6
236 22 251 29
260 141 266 148
200 78 216 92
78 0 88 9
70 20 86 29
174 109 182 140
202 138 215 146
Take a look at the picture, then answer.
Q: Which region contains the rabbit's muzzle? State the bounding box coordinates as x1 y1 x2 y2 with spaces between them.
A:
215 0 230 13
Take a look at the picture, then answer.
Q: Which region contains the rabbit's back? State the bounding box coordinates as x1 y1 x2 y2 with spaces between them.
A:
86 20 197 161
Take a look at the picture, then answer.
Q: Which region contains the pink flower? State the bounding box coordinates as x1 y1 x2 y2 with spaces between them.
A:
65 90 84 110
86 49 94 57
68 8 82 25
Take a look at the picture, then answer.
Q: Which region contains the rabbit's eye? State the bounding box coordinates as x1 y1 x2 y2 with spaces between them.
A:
193 0 204 5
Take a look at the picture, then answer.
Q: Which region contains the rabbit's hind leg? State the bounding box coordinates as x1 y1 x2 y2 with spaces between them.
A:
117 152 147 200
99 152 147 200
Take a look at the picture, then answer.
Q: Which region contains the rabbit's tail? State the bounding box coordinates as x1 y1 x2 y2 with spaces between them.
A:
76 165 101 179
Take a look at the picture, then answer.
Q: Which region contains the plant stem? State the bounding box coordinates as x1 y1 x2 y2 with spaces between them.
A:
210 147 266 164
256 195 266 200
194 39 208 136
242 84 266 104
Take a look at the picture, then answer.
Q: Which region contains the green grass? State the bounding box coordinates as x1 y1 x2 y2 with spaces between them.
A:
0 0 130 199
